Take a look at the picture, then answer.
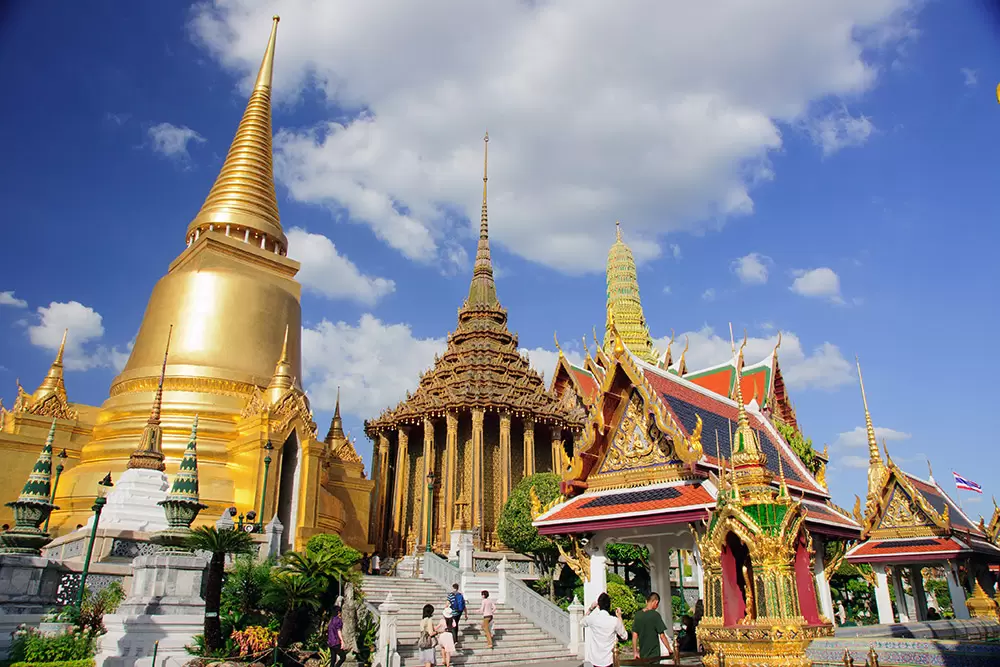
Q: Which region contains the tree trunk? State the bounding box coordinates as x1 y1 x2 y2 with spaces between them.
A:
204 552 226 651
278 608 297 648
549 571 555 601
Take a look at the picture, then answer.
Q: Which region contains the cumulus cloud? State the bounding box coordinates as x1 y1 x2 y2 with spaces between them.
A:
520 344 585 384
731 253 771 285
301 315 445 417
961 67 978 87
701 289 716 301
148 122 206 160
0 291 28 308
804 107 875 156
840 455 870 470
653 327 854 391
833 425 912 449
27 301 131 371
286 227 395 305
192 0 917 273
791 267 843 303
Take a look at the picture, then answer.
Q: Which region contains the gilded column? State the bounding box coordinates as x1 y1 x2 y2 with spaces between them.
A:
500 413 512 504
422 417 435 550
551 426 564 474
375 433 390 549
523 417 536 477
471 408 485 538
393 427 410 553
445 412 459 537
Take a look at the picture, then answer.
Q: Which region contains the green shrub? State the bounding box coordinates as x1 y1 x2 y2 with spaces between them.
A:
8 627 96 664
11 660 95 667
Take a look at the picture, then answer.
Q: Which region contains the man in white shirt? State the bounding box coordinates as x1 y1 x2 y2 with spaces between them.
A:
581 592 627 667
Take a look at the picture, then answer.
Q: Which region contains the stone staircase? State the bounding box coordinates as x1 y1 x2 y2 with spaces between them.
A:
361 575 579 666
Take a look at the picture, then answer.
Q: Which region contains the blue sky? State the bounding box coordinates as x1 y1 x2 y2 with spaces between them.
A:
1 1 998 516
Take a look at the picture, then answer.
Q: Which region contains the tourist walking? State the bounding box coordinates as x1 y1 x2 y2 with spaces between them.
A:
371 552 381 575
361 552 370 575
418 604 439 667
479 590 496 648
435 608 458 666
446 583 467 643
327 605 347 667
582 592 627 667
632 592 670 662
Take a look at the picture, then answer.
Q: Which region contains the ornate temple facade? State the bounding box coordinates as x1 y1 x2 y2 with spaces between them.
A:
364 136 585 555
0 17 371 551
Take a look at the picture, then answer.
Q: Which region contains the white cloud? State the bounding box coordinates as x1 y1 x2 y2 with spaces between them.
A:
286 227 395 305
653 327 854 391
192 0 917 273
961 67 978 87
27 301 132 371
669 244 682 260
148 122 206 160
804 107 875 156
520 345 585 384
840 455 869 470
791 267 843 303
731 252 771 285
662 286 672 295
0 291 28 308
833 425 911 449
301 315 445 417
701 288 716 301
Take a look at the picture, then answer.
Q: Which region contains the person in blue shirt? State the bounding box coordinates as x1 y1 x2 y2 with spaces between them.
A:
446 583 468 644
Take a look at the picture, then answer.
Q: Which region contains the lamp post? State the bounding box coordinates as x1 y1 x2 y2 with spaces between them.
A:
77 473 113 607
425 472 435 553
43 449 68 533
258 440 273 531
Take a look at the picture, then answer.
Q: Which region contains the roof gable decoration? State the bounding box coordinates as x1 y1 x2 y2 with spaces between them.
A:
859 453 952 540
559 316 703 497
987 499 1000 544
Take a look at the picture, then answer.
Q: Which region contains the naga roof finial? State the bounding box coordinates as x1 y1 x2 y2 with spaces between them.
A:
554 331 564 358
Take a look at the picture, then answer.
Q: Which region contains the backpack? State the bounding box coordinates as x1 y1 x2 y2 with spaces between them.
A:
417 629 436 650
454 592 466 613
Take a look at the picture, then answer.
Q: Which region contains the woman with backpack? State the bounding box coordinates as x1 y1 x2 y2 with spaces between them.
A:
418 604 439 666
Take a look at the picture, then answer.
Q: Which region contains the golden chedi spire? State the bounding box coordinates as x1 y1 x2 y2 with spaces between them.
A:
730 331 765 469
466 132 499 308
325 387 346 443
266 325 295 404
603 222 657 362
857 356 888 513
128 327 172 472
187 15 286 252
32 329 68 404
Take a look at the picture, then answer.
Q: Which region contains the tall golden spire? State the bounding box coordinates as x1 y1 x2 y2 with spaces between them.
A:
730 333 764 466
325 387 346 444
128 326 172 472
186 16 286 250
603 222 656 362
266 325 294 404
466 132 499 307
857 356 887 511
32 329 68 403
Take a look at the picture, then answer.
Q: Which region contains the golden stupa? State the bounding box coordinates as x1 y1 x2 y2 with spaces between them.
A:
0 17 372 551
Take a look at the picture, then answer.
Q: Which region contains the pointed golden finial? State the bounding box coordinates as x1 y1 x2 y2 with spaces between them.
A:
661 330 675 368
615 220 622 242
32 329 69 403
731 330 764 468
554 331 564 358
582 336 591 361
856 356 882 465
187 16 285 251
773 330 782 355
127 325 172 471
714 429 726 492
267 325 295 404
777 443 789 497
927 459 935 482
465 131 499 307
607 303 625 356
325 386 346 444
676 335 689 375
882 439 894 466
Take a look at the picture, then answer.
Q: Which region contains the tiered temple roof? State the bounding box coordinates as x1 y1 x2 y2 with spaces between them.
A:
365 135 583 434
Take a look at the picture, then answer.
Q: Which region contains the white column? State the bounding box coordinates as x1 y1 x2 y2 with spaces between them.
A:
376 593 400 667
909 566 928 621
813 538 835 621
692 540 705 600
567 596 586 658
947 562 970 619
891 567 910 622
583 541 608 607
649 539 674 638
874 569 895 624
497 555 508 604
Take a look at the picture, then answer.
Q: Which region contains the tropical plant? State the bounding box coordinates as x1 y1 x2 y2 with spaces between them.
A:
355 606 379 667
306 533 362 571
278 548 355 610
775 421 821 475
221 555 275 633
231 625 279 657
497 473 567 600
8 625 97 664
263 573 324 648
185 525 256 651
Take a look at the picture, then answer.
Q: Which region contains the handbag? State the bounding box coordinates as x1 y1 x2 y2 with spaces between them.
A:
417 630 437 650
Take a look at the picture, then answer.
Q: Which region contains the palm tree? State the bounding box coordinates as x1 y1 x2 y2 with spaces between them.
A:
186 525 256 651
263 573 323 647
279 550 355 609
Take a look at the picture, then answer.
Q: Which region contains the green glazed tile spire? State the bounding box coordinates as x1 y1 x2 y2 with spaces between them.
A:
16 419 56 504
168 415 201 504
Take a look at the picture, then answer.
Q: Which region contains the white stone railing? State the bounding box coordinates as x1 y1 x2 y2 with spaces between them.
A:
498 557 572 648
423 552 461 590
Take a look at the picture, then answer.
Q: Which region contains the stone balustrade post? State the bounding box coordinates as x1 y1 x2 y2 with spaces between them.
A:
567 596 585 658
376 593 400 667
497 555 508 604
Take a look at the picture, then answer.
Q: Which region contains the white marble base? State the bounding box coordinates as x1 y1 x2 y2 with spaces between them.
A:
97 613 204 667
450 529 474 570
88 469 169 533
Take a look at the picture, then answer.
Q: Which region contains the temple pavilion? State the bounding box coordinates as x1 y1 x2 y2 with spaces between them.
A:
844 363 1000 623
364 135 584 556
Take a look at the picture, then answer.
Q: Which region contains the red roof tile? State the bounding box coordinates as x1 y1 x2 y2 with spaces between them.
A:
846 537 966 563
571 366 600 402
536 481 714 529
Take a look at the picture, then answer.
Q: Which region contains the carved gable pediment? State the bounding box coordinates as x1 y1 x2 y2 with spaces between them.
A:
876 484 935 534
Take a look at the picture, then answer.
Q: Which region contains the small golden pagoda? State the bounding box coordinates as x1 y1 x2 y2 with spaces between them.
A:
364 134 584 554
603 222 658 363
0 16 371 551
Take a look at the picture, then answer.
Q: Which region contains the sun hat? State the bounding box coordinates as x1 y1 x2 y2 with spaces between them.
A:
444 607 454 618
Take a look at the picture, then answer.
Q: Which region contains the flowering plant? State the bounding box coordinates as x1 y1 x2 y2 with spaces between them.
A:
231 625 278 656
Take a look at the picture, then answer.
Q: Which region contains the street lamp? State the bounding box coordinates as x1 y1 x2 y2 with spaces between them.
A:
425 472 435 553
258 440 273 531
43 449 68 533
77 472 113 606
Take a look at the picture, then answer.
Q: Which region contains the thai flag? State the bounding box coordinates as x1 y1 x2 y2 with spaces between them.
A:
953 472 983 494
